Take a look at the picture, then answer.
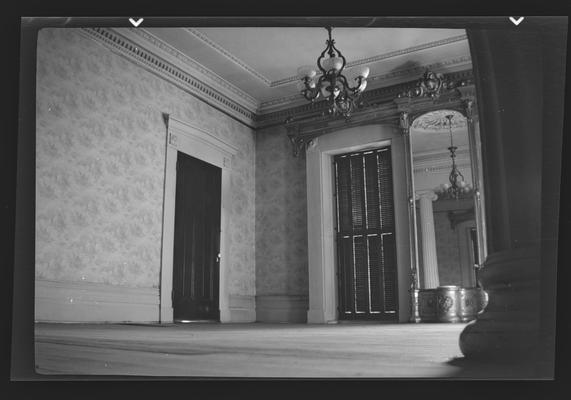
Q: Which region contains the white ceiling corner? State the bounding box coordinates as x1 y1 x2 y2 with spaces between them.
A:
122 26 472 116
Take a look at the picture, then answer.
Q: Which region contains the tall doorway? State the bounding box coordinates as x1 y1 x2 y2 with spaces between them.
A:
334 147 398 321
172 151 221 321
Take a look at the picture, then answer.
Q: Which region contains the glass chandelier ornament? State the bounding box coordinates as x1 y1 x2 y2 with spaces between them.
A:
296 27 370 119
437 114 471 199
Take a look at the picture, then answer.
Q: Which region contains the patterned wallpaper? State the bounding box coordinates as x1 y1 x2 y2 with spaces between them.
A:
255 126 308 296
35 28 256 294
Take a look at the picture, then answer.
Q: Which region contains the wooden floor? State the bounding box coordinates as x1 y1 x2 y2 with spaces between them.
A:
35 322 542 379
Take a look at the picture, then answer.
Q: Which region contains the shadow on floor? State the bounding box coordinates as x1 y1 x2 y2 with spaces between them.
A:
444 356 553 379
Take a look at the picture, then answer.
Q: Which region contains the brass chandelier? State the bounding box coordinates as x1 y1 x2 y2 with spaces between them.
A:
436 114 470 199
296 27 370 119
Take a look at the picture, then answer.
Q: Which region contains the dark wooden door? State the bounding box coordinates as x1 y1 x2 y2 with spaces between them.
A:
334 147 398 321
173 152 221 321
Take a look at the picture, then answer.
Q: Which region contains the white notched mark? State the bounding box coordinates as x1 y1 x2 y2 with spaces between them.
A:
129 18 144 27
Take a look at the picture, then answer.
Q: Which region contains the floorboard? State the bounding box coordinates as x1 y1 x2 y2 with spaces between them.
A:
34 322 543 378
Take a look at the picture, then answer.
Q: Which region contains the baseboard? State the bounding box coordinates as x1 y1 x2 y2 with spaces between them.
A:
256 295 308 323
35 279 160 323
307 308 327 324
220 294 256 323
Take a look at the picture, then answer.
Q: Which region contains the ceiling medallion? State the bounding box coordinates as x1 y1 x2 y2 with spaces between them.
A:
412 110 467 131
296 27 370 120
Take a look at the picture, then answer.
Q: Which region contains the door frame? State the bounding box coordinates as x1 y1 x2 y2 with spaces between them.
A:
305 124 411 323
159 116 237 323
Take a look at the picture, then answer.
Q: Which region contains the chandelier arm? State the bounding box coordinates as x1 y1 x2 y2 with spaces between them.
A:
301 77 318 101
302 75 324 102
337 73 362 95
303 88 319 101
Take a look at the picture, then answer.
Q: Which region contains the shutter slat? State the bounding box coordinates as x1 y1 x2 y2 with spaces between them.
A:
334 147 397 320
368 235 383 312
354 236 368 312
365 153 380 230
350 155 364 230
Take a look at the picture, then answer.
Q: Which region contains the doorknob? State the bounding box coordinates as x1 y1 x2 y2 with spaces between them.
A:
216 253 221 262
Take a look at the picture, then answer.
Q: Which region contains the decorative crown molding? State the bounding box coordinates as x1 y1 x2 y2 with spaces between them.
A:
269 34 468 88
413 148 471 173
79 27 257 127
368 55 472 85
128 28 259 109
181 27 468 94
77 27 472 131
352 34 468 67
185 28 273 86
258 58 472 115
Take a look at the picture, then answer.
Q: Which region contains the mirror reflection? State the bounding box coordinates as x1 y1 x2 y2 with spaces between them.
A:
410 109 486 323
411 110 477 290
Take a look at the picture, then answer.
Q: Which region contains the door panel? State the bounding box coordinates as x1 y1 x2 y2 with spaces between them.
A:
173 152 221 321
334 147 398 320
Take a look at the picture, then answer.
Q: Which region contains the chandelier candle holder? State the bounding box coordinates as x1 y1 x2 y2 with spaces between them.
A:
296 26 370 119
435 114 472 199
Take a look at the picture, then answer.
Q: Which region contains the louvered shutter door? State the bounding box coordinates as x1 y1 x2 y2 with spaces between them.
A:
334 147 398 320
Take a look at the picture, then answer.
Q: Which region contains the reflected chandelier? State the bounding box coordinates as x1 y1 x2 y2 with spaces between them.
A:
296 27 370 119
436 114 471 199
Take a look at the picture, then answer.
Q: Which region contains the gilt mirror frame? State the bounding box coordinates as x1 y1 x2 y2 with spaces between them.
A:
394 79 488 322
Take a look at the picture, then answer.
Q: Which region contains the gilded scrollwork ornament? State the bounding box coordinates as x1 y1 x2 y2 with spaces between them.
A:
397 69 469 100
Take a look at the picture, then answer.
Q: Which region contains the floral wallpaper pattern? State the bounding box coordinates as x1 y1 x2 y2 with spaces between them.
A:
255 126 308 296
36 28 255 294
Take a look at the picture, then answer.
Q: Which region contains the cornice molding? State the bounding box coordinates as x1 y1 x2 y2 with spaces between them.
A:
283 79 475 156
259 70 474 129
258 55 472 114
185 29 468 92
76 27 473 132
79 27 257 127
128 28 259 109
414 162 471 174
267 34 469 88
413 148 471 173
367 55 472 85
348 34 468 68
185 28 273 86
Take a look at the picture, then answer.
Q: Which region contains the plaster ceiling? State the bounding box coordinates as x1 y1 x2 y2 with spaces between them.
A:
142 27 471 113
411 110 469 158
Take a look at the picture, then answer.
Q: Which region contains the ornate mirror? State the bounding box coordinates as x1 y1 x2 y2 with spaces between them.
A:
395 71 488 323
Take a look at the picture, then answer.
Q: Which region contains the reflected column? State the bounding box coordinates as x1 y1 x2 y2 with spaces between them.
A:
416 189 440 288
